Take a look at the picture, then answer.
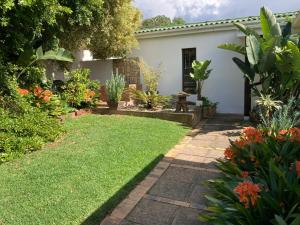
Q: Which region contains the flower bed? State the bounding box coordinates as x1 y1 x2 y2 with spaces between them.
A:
200 127 300 224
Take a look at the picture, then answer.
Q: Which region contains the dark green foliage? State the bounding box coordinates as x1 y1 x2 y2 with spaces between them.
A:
0 95 63 163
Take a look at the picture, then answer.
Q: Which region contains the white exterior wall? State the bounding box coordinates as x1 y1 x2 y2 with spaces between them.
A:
131 30 245 114
80 60 112 85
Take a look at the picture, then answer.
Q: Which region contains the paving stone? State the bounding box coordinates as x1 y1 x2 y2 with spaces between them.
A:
126 198 179 225
180 147 210 157
171 207 207 225
149 179 194 202
160 166 201 184
188 184 209 205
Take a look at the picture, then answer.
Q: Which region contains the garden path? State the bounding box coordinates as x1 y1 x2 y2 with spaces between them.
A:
101 114 244 225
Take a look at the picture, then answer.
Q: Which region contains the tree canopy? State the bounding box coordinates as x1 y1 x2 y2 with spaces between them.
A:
89 0 141 59
142 15 186 29
0 0 141 64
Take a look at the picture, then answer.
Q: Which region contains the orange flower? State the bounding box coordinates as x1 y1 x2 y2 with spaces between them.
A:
241 171 249 178
17 88 29 95
43 90 53 97
275 130 288 141
43 96 50 102
224 147 234 160
34 86 43 97
90 90 95 97
296 161 300 177
234 181 261 208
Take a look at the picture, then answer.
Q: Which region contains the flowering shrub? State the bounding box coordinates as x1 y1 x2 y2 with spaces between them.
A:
200 127 300 225
63 68 100 108
0 94 64 163
17 86 69 116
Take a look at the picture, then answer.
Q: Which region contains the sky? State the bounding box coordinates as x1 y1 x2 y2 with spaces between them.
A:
134 0 300 22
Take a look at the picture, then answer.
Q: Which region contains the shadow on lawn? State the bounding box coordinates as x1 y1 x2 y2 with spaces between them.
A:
81 154 164 225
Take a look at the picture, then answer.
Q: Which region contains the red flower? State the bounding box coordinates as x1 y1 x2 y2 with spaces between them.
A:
224 147 234 160
234 139 247 148
18 88 29 95
241 171 249 178
234 181 261 208
296 161 300 177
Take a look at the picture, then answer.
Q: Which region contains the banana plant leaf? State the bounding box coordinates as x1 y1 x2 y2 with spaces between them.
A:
218 43 246 55
260 7 282 39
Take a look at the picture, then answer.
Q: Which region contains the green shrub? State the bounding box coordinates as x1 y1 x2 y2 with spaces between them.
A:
105 73 125 104
0 95 64 163
200 127 300 225
63 68 100 108
259 99 300 134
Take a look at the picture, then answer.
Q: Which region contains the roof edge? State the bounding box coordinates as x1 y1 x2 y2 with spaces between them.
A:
136 11 299 37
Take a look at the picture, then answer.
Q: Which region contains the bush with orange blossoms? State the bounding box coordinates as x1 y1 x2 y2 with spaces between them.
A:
201 124 300 224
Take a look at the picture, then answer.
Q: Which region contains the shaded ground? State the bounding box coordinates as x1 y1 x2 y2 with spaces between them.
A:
102 114 244 225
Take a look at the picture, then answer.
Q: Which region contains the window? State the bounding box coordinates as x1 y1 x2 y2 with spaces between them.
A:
182 48 196 94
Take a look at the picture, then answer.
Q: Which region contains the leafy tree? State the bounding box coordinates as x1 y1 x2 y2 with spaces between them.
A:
0 0 141 73
88 0 141 59
142 15 186 29
173 17 186 26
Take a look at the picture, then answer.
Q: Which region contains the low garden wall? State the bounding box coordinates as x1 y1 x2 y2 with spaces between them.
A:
93 107 202 128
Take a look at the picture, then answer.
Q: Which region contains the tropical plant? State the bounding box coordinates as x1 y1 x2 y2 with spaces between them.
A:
259 98 300 133
130 89 170 109
17 46 73 79
105 73 126 108
200 126 300 225
190 60 212 100
256 94 282 121
218 7 300 102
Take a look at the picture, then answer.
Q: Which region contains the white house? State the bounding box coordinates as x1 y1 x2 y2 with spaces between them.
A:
49 11 299 115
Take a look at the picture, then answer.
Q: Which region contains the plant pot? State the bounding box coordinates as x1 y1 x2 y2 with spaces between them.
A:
107 101 119 110
202 105 216 118
196 100 203 106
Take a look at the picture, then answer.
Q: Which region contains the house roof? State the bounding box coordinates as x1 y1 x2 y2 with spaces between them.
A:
136 11 299 35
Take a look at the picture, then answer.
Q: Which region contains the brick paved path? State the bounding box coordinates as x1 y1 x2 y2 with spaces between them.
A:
101 115 243 225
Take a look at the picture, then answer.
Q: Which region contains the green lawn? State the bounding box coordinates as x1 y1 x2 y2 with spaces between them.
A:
0 115 188 225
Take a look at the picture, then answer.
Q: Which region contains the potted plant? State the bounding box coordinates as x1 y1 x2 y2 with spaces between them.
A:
190 60 212 106
105 73 125 110
202 97 218 118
